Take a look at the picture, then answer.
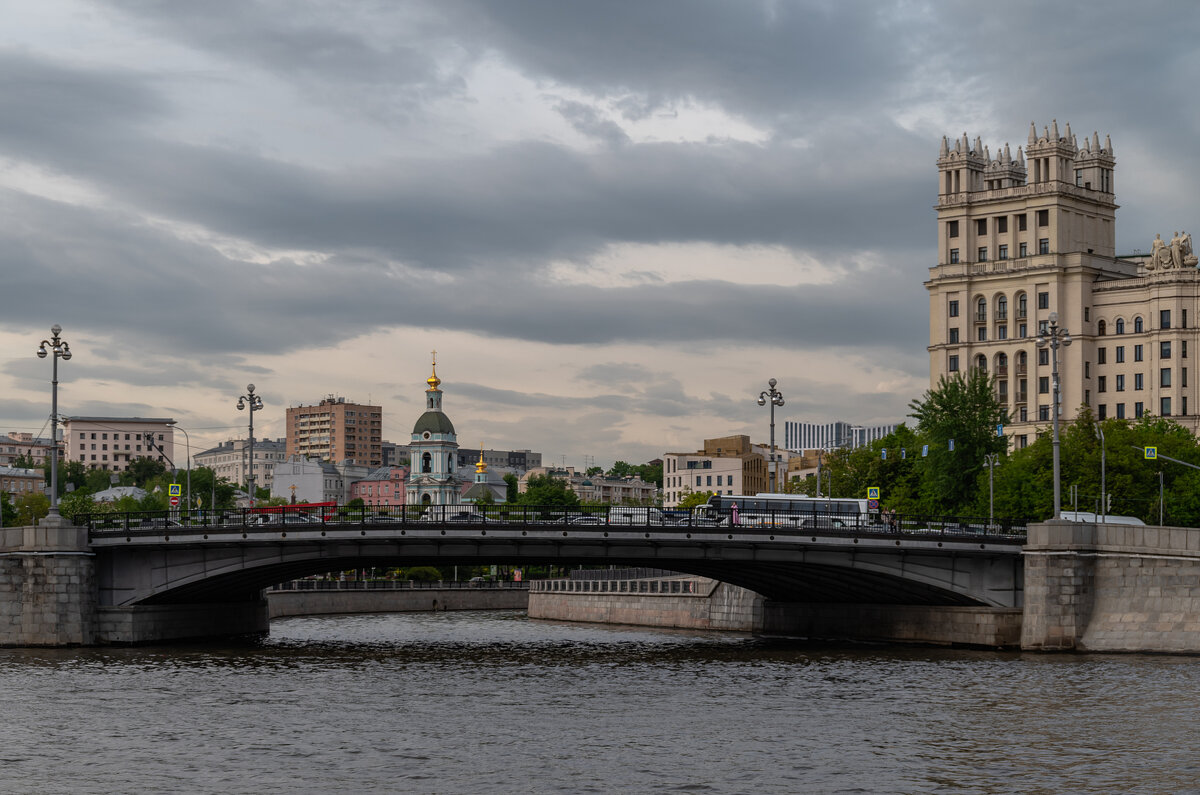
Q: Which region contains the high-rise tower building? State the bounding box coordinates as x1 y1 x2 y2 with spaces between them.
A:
927 120 1200 445
285 397 382 467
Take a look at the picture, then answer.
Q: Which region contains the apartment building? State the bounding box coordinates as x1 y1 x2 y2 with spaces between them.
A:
285 396 382 467
0 432 56 467
661 434 767 507
193 437 288 491
61 417 174 472
929 120 1200 445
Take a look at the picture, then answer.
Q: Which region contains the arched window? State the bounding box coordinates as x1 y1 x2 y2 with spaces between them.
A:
976 296 987 322
1116 318 1125 335
1017 292 1028 319
996 294 1008 320
1135 316 1144 333
421 493 431 505
422 452 432 473
1098 320 1106 336
995 352 1008 374
975 354 987 371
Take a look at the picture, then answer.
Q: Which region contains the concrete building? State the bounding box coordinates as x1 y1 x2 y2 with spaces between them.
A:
285 396 382 467
193 437 288 492
62 417 174 473
0 432 56 467
517 466 656 504
348 466 410 507
929 120 1200 446
784 421 900 452
454 447 541 472
0 466 42 499
662 435 768 507
270 456 344 504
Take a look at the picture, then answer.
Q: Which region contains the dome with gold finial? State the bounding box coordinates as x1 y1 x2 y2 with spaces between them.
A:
475 444 488 475
426 357 441 391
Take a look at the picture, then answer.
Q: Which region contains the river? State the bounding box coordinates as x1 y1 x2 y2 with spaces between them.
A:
2 610 1199 794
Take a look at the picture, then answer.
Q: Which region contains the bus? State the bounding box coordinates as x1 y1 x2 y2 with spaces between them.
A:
703 493 874 530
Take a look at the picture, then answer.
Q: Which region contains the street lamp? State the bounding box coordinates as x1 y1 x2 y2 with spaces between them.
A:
236 384 264 503
757 378 785 493
1036 311 1072 519
36 325 71 517
984 453 1000 527
1094 422 1106 522
166 422 192 514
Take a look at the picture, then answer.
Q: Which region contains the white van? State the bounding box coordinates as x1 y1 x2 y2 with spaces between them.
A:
1059 511 1145 526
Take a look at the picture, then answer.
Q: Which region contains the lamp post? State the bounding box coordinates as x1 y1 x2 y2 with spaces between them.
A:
167 422 192 513
1036 311 1072 519
36 325 72 517
983 453 999 527
757 378 785 493
1094 422 1106 522
236 384 264 503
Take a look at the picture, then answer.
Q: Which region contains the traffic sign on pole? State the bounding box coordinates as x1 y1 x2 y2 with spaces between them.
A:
169 484 182 497
1145 446 1158 460
169 496 180 507
867 487 880 500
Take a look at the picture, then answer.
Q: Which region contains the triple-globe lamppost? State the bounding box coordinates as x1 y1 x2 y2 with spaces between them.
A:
757 378 785 493
1036 311 1072 519
36 325 72 517
236 384 264 503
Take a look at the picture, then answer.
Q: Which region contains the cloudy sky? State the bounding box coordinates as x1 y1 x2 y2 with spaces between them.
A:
2 1 1199 468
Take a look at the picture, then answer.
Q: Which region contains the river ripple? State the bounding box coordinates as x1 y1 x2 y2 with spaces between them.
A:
2 610 1199 794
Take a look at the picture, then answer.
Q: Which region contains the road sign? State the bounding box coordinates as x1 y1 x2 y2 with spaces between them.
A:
949 439 955 451
168 484 182 497
867 486 880 500
867 499 880 510
996 423 1004 437
169 496 180 507
1145 446 1158 460
921 444 929 457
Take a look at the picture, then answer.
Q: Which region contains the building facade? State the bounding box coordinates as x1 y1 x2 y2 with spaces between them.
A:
270 456 344 504
61 417 174 472
0 433 56 467
0 466 42 500
285 396 383 467
517 466 656 504
784 421 900 453
454 448 542 472
928 120 1200 445
193 437 288 492
348 465 410 507
662 435 767 507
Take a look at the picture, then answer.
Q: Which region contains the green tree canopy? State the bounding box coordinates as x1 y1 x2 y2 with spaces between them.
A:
517 475 579 506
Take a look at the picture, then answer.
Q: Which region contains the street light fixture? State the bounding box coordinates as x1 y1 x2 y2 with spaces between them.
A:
236 384 264 503
1094 422 1106 522
1036 311 1071 519
36 324 71 517
166 422 192 514
757 378 785 493
983 453 1000 527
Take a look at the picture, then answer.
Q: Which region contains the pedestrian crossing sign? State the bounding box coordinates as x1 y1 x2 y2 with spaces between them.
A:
867 487 880 500
169 484 181 497
1145 446 1158 460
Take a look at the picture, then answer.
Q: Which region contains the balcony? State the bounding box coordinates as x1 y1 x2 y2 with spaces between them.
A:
1016 363 1028 376
996 365 1008 377
1016 308 1028 320
1014 391 1028 404
995 310 1008 321
974 312 988 324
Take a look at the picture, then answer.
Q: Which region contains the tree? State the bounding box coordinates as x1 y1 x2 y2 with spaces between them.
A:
677 490 712 509
503 472 519 503
0 492 16 527
636 462 663 488
15 493 49 525
607 461 636 479
909 369 1009 514
57 491 96 521
585 466 604 477
125 457 168 487
517 475 579 506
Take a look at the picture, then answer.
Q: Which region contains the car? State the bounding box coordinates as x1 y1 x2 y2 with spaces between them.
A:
135 518 183 529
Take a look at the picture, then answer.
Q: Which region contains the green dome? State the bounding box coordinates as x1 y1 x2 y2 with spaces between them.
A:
413 411 455 436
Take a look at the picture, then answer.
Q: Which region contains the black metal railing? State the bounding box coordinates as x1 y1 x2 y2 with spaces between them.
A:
270 579 529 591
81 503 1028 542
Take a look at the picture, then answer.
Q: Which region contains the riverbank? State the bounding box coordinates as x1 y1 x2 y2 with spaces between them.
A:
267 581 529 618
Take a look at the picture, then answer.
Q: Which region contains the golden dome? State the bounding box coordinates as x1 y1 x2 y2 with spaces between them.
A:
475 444 488 474
426 352 441 390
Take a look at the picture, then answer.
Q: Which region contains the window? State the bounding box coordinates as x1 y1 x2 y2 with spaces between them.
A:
706 475 712 487
1098 376 1107 393
1162 397 1173 417
1135 373 1144 390
977 296 987 320
1037 291 1049 309
1161 341 1172 359
949 328 959 343
1038 320 1049 336
1161 310 1172 329
1039 406 1050 421
1038 348 1049 366
977 327 987 342
1116 403 1125 419
978 247 987 262
1116 318 1125 334
1135 317 1144 333
1017 293 1028 318
1185 341 1189 359
1136 402 1145 418
1085 389 1090 405
696 476 702 487
1037 209 1049 226
1039 376 1050 394
1185 309 1189 329
1076 169 1083 187
1019 214 1028 231
948 300 959 317
997 325 1007 340
1085 362 1090 378
1019 323 1027 338
1039 238 1050 255
1098 404 1107 420
948 355 959 372
1135 344 1144 362
1098 320 1106 336
997 216 1008 234
1019 242 1028 257
1116 374 1125 392
948 220 959 238
1098 347 1107 364
997 295 1007 318
102 433 108 440
1184 368 1188 387
949 249 959 264
976 219 987 235
1020 407 1028 422
1161 368 1172 387
1185 396 1189 416
1116 346 1124 363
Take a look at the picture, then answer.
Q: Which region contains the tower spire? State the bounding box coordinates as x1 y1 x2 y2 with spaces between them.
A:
427 350 441 391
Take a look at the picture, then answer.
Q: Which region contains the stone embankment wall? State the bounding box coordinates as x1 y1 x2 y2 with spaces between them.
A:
267 586 529 618
0 519 96 646
764 603 1023 648
1023 520 1200 652
528 578 762 631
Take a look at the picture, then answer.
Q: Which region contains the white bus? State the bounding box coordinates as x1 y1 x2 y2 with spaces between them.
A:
703 493 873 529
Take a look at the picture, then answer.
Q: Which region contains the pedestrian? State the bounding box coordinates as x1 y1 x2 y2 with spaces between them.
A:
731 502 739 525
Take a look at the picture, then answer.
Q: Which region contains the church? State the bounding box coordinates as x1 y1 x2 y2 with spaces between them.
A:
405 355 463 504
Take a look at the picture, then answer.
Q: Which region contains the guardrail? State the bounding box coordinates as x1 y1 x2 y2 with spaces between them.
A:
80 503 1028 541
530 577 707 596
270 579 529 591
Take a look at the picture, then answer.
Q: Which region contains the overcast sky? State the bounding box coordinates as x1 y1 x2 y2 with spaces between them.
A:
2 1 1199 468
